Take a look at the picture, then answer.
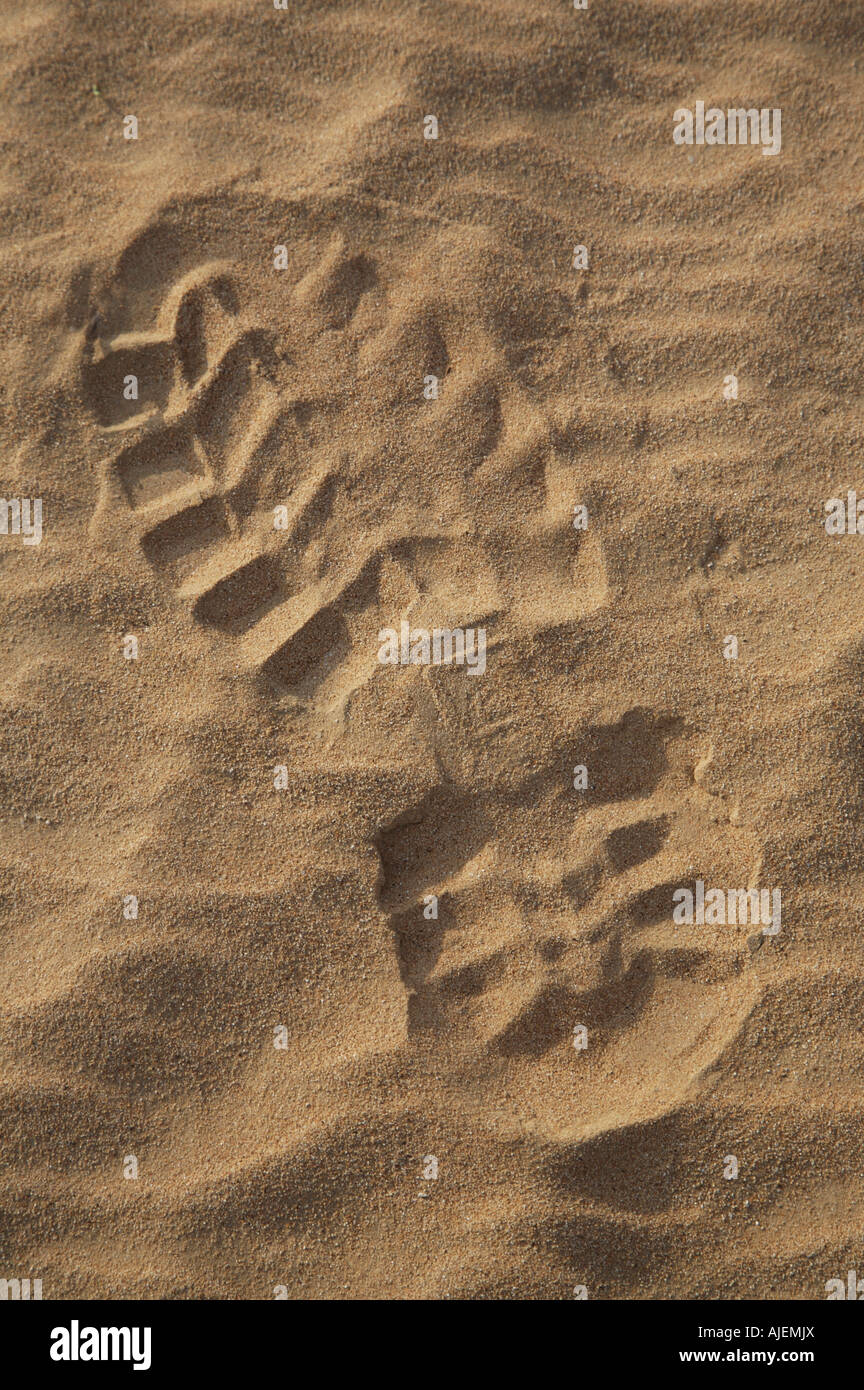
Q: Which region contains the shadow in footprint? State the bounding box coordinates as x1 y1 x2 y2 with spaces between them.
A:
192 555 285 635
605 816 670 873
374 787 489 910
583 709 685 806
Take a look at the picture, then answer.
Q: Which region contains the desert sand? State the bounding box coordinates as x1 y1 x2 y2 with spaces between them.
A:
1 0 863 1300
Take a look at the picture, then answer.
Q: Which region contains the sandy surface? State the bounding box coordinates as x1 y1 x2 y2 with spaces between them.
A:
1 0 863 1300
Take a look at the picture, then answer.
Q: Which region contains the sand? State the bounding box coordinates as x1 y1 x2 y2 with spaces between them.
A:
0 0 863 1301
